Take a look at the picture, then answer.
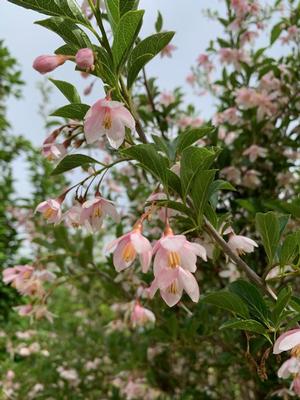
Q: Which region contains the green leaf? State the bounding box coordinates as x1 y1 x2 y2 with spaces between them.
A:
55 44 77 56
176 126 213 154
121 144 168 184
94 47 117 87
280 232 300 267
127 31 175 88
51 154 101 175
49 78 81 104
51 103 90 120
8 0 89 26
35 17 92 49
105 0 120 33
208 179 236 197
191 170 216 224
153 200 193 218
180 146 218 200
119 0 139 15
270 22 283 45
220 319 268 335
272 286 292 327
155 11 163 32
256 211 281 265
229 280 269 323
202 290 249 318
112 10 144 70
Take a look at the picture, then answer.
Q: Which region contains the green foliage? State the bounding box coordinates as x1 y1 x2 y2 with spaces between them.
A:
51 154 102 175
50 103 90 120
49 78 81 104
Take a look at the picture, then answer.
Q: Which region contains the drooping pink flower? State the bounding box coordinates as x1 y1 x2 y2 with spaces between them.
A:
243 144 267 162
240 30 259 45
242 169 261 188
42 142 67 161
148 228 206 307
131 303 156 327
14 304 33 317
75 48 94 71
227 233 258 256
220 166 241 185
33 55 71 74
35 198 63 224
186 73 197 87
3 265 34 288
80 195 120 232
231 0 250 17
277 357 300 378
274 329 300 354
84 98 135 148
106 224 152 273
160 92 175 107
160 44 177 58
219 48 250 68
63 205 82 228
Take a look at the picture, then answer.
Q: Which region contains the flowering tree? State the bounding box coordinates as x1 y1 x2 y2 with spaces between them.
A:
2 0 300 398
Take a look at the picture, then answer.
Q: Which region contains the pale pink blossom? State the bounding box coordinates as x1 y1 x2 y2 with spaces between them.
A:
80 195 120 232
243 145 267 162
213 107 239 126
35 198 63 224
220 166 241 185
277 357 300 378
106 224 152 273
131 303 156 327
240 30 259 45
14 304 33 317
160 44 177 58
219 262 241 282
281 25 299 44
63 205 82 228
197 53 214 71
227 233 258 256
219 48 250 68
178 116 204 129
231 0 250 17
42 142 67 161
160 92 175 107
84 98 135 148
242 169 261 188
3 265 34 287
75 48 94 70
274 329 300 354
186 73 197 87
33 55 71 74
148 229 206 306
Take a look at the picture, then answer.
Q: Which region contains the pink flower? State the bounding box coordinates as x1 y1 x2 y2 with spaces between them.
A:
14 304 33 316
277 357 300 378
274 329 300 354
35 198 62 224
219 48 249 68
220 166 241 185
160 92 175 107
75 48 94 71
42 142 67 161
106 225 152 273
148 229 207 307
131 303 156 327
3 265 34 287
63 205 82 228
84 98 135 148
242 169 261 188
160 44 177 58
243 145 267 162
33 55 70 74
293 375 300 395
80 195 120 232
227 233 258 256
186 73 197 87
231 0 250 17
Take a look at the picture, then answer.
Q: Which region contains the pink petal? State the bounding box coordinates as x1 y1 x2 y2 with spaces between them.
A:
139 250 152 273
273 329 300 354
100 199 120 222
178 268 200 302
187 242 207 261
156 268 179 290
84 102 106 144
178 247 197 272
113 237 133 272
161 285 183 307
153 248 169 276
160 235 186 251
113 106 136 131
130 232 152 253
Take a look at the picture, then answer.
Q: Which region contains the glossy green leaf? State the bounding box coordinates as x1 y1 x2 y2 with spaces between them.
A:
191 169 216 224
272 286 292 326
49 78 81 104
256 211 280 265
112 10 144 70
280 231 300 267
127 31 175 87
220 319 267 335
155 11 163 32
51 154 101 175
7 0 89 26
176 126 213 154
51 103 90 120
202 290 249 318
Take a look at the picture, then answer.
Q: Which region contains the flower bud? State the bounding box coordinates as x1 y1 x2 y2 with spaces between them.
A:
33 55 69 74
75 48 94 70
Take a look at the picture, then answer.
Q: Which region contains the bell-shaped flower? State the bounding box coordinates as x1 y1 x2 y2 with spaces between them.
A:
274 329 300 354
131 303 156 327
35 198 63 224
63 205 82 228
227 233 258 256
277 357 300 379
3 265 34 288
84 98 135 148
106 224 152 273
80 195 120 232
148 229 207 307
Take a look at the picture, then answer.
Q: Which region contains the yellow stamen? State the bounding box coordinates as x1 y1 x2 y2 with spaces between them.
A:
43 208 54 220
291 345 300 357
122 242 136 263
168 251 180 268
103 111 112 130
168 281 178 294
93 206 102 218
